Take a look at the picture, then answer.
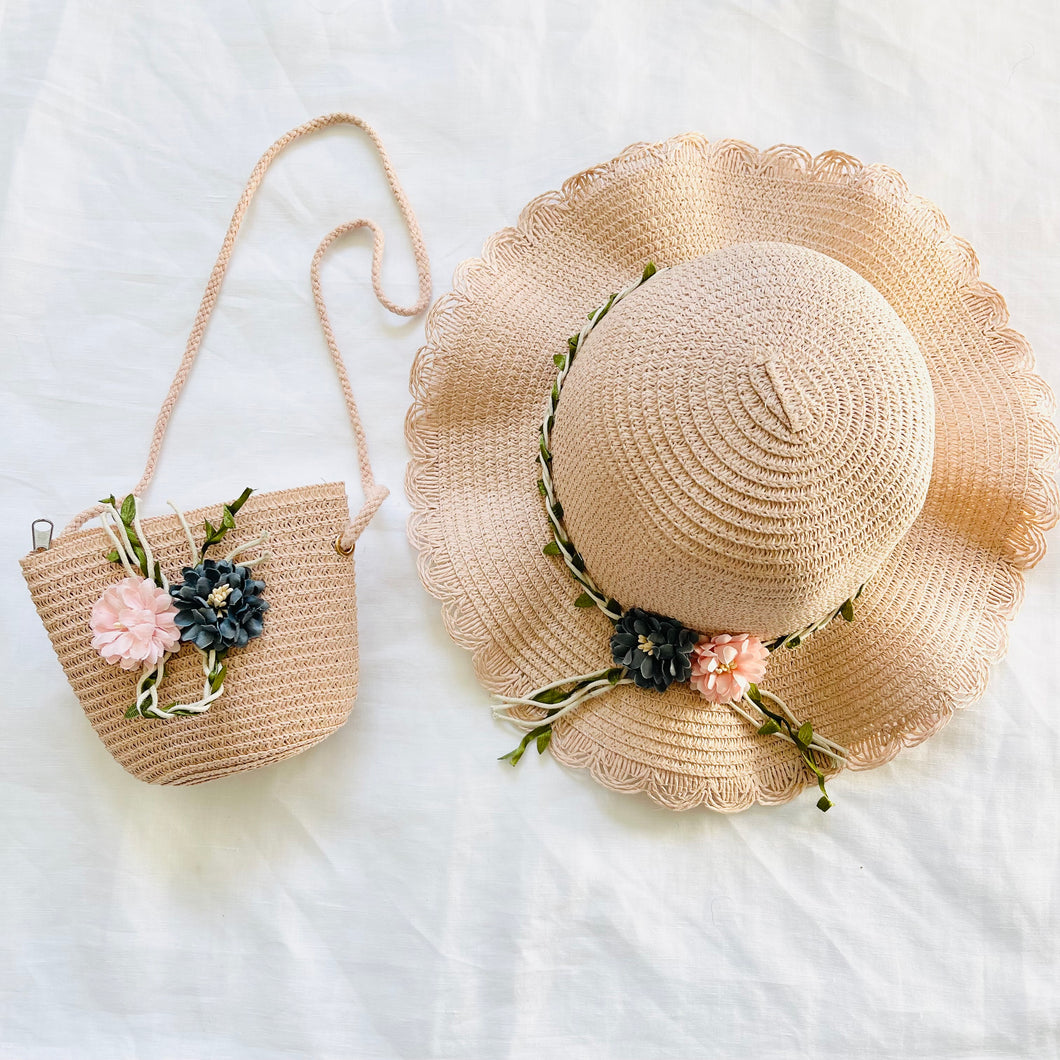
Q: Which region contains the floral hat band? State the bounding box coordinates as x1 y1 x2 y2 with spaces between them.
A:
491 245 933 808
407 136 1057 812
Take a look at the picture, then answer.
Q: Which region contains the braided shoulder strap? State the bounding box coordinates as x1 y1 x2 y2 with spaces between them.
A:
64 112 431 552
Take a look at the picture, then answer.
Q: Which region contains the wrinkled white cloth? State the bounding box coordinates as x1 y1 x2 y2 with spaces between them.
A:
2 2 1059 1058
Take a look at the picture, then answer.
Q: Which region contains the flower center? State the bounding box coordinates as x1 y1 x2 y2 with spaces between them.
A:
206 583 233 611
637 634 655 656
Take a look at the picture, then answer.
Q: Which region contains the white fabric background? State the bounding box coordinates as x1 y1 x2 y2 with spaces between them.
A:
2 2 1059 1058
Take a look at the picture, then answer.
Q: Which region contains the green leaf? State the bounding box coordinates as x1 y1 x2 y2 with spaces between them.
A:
553 352 566 367
542 541 561 556
536 729 552 754
568 335 579 352
133 546 148 576
539 438 551 462
499 725 551 766
105 549 121 564
574 593 595 608
840 598 855 622
552 502 563 520
570 553 586 573
98 495 117 508
816 795 833 812
786 635 801 649
746 683 764 706
203 519 217 539
209 665 227 693
221 507 236 530
588 299 613 325
537 479 547 497
606 667 626 684
604 599 622 615
533 687 568 705
124 703 142 719
119 494 136 526
641 261 658 282
797 721 814 746
802 755 825 781
227 487 253 515
535 689 565 705
757 719 781 736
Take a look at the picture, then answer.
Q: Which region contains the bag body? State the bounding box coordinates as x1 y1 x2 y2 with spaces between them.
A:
23 485 357 784
20 114 430 784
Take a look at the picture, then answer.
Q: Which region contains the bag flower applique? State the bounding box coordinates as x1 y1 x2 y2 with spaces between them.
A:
86 488 271 720
171 560 268 654
90 577 180 670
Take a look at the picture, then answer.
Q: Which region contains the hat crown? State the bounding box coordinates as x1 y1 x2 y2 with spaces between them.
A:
549 242 936 639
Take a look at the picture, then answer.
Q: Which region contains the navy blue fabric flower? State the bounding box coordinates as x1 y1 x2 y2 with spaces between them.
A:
610 608 697 692
169 559 268 654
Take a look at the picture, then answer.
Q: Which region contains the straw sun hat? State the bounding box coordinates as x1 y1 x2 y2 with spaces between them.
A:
405 135 1059 812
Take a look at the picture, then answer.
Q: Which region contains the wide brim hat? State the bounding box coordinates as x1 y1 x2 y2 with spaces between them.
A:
405 135 1059 812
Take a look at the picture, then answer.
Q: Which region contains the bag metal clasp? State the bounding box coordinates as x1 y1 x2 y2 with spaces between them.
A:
31 519 54 552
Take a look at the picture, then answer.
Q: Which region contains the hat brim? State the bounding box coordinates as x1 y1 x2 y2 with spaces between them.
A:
405 136 1059 811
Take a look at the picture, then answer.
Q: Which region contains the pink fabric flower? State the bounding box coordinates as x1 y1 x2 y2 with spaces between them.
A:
690 632 770 704
90 577 180 670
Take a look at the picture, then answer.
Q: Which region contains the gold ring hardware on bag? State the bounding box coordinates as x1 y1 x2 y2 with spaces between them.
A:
19 112 432 785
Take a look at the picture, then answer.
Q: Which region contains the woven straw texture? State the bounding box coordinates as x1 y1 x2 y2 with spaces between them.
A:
405 136 1060 812
552 242 935 640
21 483 358 785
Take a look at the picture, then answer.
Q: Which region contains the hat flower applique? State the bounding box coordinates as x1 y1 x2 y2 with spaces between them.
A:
611 609 696 691
689 633 769 704
493 263 857 811
89 487 271 720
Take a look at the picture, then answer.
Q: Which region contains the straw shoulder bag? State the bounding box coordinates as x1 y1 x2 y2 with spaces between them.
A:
20 113 430 785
